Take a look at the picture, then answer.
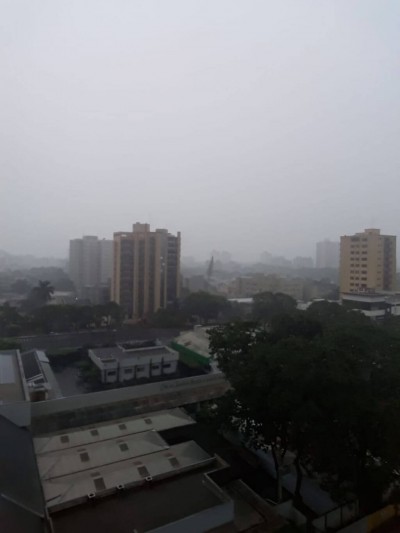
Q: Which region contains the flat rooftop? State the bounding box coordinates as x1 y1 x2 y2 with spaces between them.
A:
34 408 194 454
174 327 213 359
0 350 26 403
34 409 214 513
91 344 177 362
51 467 222 533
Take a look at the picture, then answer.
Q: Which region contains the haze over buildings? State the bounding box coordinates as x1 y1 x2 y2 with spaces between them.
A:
316 240 340 269
69 236 113 302
2 1 400 261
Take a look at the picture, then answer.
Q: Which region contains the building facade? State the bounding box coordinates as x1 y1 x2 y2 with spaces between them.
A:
316 239 340 269
88 341 179 383
341 293 400 320
69 236 113 302
112 223 181 319
339 228 396 294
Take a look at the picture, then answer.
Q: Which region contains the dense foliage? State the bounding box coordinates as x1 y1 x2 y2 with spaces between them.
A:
0 280 124 336
209 301 400 511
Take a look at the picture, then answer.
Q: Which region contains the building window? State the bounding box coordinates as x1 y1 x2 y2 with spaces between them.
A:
60 435 69 444
136 365 145 372
119 443 129 452
137 465 150 477
90 429 99 437
80 452 90 462
93 477 106 491
124 368 133 374
107 371 116 376
119 423 127 430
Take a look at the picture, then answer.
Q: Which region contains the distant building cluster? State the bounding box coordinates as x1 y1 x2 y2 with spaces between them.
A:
260 251 314 269
69 223 181 319
65 224 398 324
228 274 305 300
226 273 334 301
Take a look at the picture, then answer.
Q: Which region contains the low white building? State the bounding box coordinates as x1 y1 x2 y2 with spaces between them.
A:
88 341 179 384
341 292 400 320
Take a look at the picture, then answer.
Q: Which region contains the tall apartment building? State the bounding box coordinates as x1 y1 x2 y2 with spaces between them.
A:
112 223 181 319
69 236 113 302
339 228 396 294
316 239 340 268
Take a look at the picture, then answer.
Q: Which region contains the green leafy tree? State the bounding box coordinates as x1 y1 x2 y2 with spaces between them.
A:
26 280 55 310
150 307 187 328
209 311 400 511
182 291 231 324
0 303 23 336
0 338 21 350
10 278 32 295
103 301 124 327
252 291 297 324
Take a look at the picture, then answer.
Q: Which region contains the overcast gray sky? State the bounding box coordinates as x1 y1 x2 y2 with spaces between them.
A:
1 0 399 261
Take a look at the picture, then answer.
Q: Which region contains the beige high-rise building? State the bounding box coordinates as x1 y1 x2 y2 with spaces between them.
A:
112 223 181 319
339 229 396 294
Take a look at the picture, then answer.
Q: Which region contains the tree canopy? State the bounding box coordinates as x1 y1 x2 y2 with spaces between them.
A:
25 280 55 310
252 291 297 323
209 305 400 511
182 291 231 323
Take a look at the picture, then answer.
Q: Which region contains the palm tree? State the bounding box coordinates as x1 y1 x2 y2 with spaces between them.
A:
36 280 55 302
27 280 55 309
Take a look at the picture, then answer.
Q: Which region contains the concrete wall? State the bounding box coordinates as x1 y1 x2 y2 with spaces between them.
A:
148 501 234 533
31 372 228 434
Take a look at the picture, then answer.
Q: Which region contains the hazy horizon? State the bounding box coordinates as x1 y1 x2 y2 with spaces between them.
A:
2 1 400 262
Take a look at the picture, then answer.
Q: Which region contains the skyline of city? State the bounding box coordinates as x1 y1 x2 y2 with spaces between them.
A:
2 2 400 532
